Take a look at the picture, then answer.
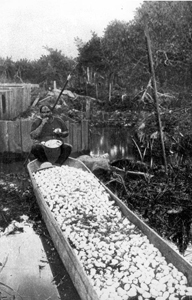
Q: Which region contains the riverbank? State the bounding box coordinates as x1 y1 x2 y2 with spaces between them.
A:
0 164 81 300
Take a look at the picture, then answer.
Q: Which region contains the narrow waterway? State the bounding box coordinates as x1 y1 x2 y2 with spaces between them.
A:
89 126 135 160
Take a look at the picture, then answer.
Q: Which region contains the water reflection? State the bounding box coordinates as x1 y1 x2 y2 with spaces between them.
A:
0 220 80 300
90 126 134 160
0 223 59 300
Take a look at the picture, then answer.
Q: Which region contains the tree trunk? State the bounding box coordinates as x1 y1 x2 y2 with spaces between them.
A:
109 82 112 102
94 72 99 99
145 26 168 174
96 83 98 99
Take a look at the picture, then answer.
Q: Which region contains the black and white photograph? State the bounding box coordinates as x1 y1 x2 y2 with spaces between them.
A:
0 1 192 299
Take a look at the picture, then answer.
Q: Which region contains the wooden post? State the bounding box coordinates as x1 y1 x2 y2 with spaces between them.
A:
86 99 91 119
69 122 73 147
81 120 89 150
77 125 82 151
109 82 112 102
94 72 99 100
20 119 33 152
145 26 168 174
87 67 90 83
65 121 70 144
95 83 98 100
0 120 8 151
7 120 22 152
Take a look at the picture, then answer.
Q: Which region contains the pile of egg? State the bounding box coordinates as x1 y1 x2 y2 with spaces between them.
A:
33 165 192 300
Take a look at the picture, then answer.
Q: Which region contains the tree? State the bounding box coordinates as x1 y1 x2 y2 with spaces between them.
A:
101 20 129 101
37 47 75 88
15 59 36 83
75 32 106 97
0 57 16 82
134 1 192 91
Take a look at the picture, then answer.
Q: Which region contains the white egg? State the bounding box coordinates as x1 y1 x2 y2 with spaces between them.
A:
124 283 130 291
128 286 138 297
140 282 149 292
142 291 151 298
33 165 190 300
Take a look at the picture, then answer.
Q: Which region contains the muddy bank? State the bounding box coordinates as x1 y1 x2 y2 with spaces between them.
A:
0 164 81 300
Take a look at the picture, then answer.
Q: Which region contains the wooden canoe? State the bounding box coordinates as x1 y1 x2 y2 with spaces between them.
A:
27 158 192 300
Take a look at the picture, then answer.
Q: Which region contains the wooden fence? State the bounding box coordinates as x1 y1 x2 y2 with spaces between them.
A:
0 83 34 120
0 119 89 153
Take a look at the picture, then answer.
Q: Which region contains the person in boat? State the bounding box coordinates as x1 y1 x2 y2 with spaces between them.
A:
30 104 72 165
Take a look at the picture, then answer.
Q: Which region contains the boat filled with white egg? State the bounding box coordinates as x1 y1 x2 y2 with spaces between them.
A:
27 158 192 300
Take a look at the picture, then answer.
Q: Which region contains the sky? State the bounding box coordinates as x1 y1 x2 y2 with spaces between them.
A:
0 0 143 62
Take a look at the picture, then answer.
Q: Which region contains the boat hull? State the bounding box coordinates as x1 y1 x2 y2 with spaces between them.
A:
27 158 192 300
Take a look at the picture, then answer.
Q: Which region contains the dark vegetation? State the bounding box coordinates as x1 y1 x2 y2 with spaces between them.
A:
1 1 192 255
0 172 41 232
102 159 192 255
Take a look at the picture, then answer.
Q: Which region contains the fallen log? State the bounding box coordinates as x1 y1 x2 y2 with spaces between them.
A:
31 95 40 107
38 95 53 103
110 165 153 180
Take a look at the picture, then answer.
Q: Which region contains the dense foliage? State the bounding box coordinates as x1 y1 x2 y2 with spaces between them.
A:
0 2 192 98
103 159 192 254
0 47 75 88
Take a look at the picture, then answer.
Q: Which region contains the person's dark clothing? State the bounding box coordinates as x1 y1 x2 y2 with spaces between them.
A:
30 116 72 164
31 142 72 164
30 116 67 142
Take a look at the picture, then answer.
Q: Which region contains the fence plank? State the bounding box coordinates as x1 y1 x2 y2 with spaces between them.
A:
69 122 73 146
72 123 78 152
5 90 9 120
81 120 89 150
23 86 27 111
0 84 32 120
76 124 82 151
10 88 16 119
0 121 8 152
0 90 12 120
15 88 23 117
7 120 22 152
8 90 13 120
21 119 33 152
65 121 70 144
0 94 2 120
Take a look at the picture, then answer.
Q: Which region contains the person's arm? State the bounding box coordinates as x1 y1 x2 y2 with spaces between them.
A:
54 128 69 138
30 118 48 140
53 118 69 138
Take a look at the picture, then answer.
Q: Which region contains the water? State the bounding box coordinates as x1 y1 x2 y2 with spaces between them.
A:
89 126 135 161
0 221 81 300
0 165 81 300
